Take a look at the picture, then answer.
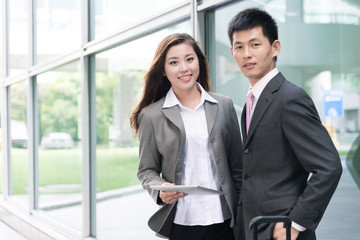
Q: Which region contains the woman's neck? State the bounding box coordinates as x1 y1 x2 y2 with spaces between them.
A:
174 87 201 110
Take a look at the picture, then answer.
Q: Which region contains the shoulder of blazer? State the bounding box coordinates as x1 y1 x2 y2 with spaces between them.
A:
264 72 286 94
140 97 166 118
208 91 230 101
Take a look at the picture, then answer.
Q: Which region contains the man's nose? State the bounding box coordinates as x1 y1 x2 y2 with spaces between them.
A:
243 46 251 58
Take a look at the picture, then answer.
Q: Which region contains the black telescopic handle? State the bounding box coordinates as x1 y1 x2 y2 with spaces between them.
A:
249 216 292 240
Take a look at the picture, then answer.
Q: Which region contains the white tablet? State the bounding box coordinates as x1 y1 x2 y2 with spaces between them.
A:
149 185 224 195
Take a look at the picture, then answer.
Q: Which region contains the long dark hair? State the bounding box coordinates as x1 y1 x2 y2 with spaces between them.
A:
130 33 212 133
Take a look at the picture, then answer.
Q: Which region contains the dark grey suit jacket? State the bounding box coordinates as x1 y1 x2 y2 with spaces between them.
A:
137 92 243 238
237 72 342 240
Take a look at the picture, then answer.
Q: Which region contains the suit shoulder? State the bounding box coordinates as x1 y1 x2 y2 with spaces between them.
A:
208 92 232 103
280 79 309 99
139 98 165 119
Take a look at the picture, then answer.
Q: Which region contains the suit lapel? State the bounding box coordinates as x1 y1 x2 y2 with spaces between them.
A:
204 101 218 136
244 73 285 145
161 106 184 132
161 105 185 185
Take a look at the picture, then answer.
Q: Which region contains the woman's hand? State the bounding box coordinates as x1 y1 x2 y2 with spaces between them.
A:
159 182 187 204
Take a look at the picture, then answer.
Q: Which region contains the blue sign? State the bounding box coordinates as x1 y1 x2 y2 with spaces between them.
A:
323 89 343 118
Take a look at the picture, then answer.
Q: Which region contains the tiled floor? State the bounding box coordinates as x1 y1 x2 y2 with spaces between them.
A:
0 220 28 240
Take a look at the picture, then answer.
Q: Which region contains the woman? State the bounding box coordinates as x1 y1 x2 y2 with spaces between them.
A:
130 33 242 240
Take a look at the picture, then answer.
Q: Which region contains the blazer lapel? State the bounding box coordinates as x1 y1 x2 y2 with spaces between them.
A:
245 73 285 145
161 105 185 185
204 101 218 135
161 106 184 132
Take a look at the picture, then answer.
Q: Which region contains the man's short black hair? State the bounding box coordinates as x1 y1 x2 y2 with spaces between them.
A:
227 8 278 46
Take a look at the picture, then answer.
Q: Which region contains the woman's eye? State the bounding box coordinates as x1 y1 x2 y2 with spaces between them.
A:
169 61 177 65
187 57 194 62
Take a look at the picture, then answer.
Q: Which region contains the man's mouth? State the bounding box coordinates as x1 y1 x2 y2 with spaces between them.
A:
243 62 255 68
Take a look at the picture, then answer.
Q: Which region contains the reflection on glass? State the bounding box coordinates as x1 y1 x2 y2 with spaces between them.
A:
94 0 186 39
36 0 81 64
10 81 29 206
9 0 28 76
37 61 82 231
304 0 360 25
95 21 190 239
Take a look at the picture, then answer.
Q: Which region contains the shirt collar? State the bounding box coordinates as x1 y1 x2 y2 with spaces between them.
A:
163 82 218 109
250 67 279 100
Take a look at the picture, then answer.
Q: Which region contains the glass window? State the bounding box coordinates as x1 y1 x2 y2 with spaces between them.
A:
304 0 360 24
9 0 28 76
95 21 190 239
94 0 186 39
37 61 82 231
10 80 28 206
36 0 81 64
209 1 360 239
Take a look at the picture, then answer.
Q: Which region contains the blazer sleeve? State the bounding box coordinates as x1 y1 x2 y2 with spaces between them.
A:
282 89 342 231
137 108 166 204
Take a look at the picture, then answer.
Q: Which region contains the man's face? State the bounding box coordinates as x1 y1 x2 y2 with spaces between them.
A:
231 26 280 86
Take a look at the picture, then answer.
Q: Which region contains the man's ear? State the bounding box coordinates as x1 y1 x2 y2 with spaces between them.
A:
272 40 281 57
230 47 234 57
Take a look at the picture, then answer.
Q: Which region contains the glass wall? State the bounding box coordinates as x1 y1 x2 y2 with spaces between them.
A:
95 21 190 239
94 0 186 39
37 61 82 230
9 0 28 76
10 80 28 206
36 0 81 64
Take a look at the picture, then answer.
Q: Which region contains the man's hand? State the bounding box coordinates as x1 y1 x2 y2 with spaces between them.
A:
159 182 187 204
272 222 300 240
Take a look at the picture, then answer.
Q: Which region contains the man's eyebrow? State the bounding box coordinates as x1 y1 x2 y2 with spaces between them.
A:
233 38 260 45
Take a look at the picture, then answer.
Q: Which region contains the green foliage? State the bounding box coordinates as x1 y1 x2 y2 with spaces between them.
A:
10 82 28 123
8 146 139 194
38 72 80 141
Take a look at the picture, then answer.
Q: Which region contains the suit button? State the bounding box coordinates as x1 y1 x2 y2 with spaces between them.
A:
244 174 250 180
244 149 249 154
210 138 215 143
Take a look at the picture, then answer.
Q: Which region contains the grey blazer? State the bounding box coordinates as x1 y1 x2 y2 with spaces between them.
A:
237 72 342 240
137 92 243 238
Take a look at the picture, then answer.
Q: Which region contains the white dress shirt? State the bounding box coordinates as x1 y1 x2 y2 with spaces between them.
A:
163 83 231 226
249 67 306 232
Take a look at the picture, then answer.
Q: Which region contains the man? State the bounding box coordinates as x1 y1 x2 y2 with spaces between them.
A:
227 8 342 240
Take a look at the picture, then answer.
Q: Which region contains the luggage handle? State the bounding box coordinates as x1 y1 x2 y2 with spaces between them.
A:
249 216 291 240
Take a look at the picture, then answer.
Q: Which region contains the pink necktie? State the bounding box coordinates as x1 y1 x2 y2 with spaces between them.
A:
246 91 255 134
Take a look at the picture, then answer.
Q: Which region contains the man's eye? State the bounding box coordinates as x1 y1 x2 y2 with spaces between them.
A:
235 46 242 49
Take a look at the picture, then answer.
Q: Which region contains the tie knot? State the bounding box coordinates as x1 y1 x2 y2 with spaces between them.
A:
247 91 254 101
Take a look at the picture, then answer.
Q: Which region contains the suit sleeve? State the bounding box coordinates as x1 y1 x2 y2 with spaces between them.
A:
137 108 166 204
282 89 342 231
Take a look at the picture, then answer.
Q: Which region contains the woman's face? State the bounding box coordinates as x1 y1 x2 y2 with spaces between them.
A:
164 42 200 94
